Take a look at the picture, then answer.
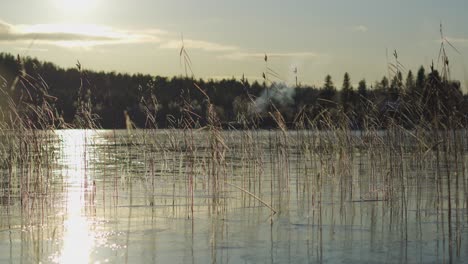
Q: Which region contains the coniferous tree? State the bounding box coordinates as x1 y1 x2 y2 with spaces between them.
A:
341 72 354 114
356 79 369 128
324 74 334 90
405 70 415 92
416 66 426 96
357 79 368 99
0 52 465 129
380 76 389 90
320 74 337 109
389 71 403 101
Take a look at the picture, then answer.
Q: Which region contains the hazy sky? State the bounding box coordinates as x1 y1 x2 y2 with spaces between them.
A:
1 0 468 88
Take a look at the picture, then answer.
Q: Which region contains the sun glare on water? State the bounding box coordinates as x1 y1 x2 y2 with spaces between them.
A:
52 130 97 264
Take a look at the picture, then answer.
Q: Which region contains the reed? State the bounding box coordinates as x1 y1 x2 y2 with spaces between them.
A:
0 30 467 263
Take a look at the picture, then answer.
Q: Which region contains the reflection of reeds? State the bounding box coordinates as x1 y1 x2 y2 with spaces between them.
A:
0 33 467 263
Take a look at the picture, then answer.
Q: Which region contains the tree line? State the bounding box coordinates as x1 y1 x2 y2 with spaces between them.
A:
0 52 467 129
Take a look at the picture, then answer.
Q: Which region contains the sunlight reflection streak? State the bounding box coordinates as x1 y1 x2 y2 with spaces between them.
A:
53 130 95 264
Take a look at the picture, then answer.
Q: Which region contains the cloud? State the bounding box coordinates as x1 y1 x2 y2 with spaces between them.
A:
0 20 12 33
14 47 49 52
0 20 163 47
219 52 320 61
160 38 238 52
0 19 239 52
352 25 368 33
0 19 323 62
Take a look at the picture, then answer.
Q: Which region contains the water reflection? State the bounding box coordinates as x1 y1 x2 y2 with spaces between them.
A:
53 130 96 264
0 129 466 263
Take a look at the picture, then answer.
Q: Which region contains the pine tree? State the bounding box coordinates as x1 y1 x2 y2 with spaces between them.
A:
324 74 335 90
416 66 426 95
357 79 367 98
380 76 389 90
320 74 337 108
341 72 354 113
405 70 415 92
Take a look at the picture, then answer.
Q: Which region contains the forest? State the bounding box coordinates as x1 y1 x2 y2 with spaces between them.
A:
0 52 467 129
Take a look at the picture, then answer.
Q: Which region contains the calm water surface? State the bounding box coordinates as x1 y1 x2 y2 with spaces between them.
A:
0 129 467 263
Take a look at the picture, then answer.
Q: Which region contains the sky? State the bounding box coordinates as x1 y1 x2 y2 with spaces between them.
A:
1 0 468 89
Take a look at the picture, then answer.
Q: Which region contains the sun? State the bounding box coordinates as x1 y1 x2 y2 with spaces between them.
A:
54 0 97 14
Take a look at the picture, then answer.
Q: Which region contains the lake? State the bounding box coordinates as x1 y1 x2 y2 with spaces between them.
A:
0 129 467 263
